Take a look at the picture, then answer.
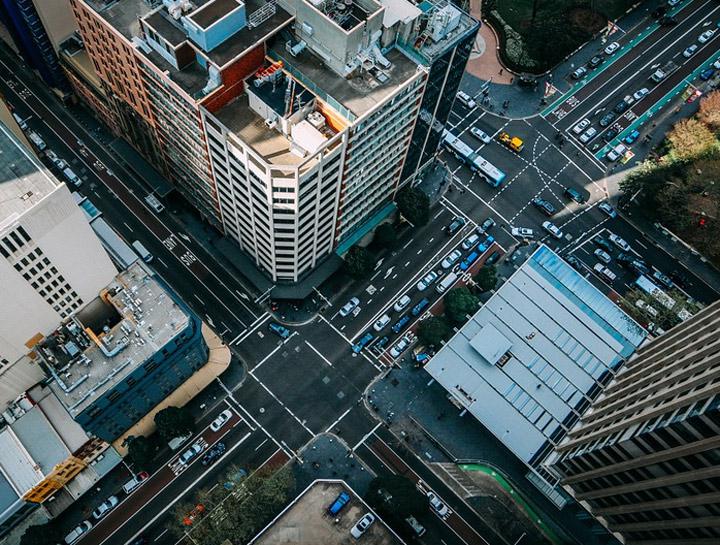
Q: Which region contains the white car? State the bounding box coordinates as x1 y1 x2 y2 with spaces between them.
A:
394 295 411 312
714 58 720 70
683 44 698 58
179 442 204 464
350 513 376 538
416 271 439 291
593 263 617 282
609 233 631 251
598 202 617 218
441 249 462 269
594 249 612 263
511 227 534 239
427 491 450 517
92 495 119 520
390 336 410 358
65 521 92 544
462 233 480 250
579 127 597 143
470 127 492 144
604 41 620 55
633 88 649 101
572 118 590 135
210 409 232 432
339 297 360 317
542 221 563 239
606 143 627 162
373 314 391 332
699 30 715 44
456 91 476 109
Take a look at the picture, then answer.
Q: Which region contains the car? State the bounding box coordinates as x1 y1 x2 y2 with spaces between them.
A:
352 332 374 353
699 30 715 44
565 255 584 271
564 186 587 204
594 236 613 252
328 491 352 516
588 55 605 69
603 129 618 142
624 129 641 145
572 118 591 134
609 233 631 251
593 263 617 282
427 491 450 517
373 336 389 352
700 68 715 81
714 58 720 70
633 88 650 101
485 251 501 265
606 143 627 162
594 248 612 263
456 91 476 109
470 127 492 144
511 227 534 239
268 322 290 339
669 270 689 288
350 513 376 538
667 0 681 6
179 442 204 464
459 251 479 271
392 315 411 334
477 217 496 233
598 202 617 218
661 14 678 25
604 41 620 55
441 249 462 269
92 495 119 520
411 298 430 317
683 44 698 58
210 409 233 432
122 471 150 494
373 314 391 331
462 233 480 250
417 271 439 291
599 112 617 127
531 197 556 216
393 295 411 312
65 521 93 544
571 66 588 79
339 297 360 317
390 336 410 358
542 221 563 239
202 442 226 466
652 270 675 289
445 217 466 235
580 127 597 143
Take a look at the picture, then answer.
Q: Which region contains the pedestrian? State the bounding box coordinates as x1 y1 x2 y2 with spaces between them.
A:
499 68 503 75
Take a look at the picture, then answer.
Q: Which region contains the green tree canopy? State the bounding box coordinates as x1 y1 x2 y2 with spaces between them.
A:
395 187 430 226
444 287 479 324
417 316 451 347
21 522 63 545
666 118 717 160
374 223 397 248
365 475 427 522
474 266 497 292
154 406 195 441
126 435 155 469
344 246 374 279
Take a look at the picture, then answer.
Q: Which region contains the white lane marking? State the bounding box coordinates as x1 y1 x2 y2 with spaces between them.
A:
304 340 333 367
325 407 353 433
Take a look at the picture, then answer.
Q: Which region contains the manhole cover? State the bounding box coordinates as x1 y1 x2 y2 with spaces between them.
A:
259 407 265 414
337 391 345 400
322 376 330 384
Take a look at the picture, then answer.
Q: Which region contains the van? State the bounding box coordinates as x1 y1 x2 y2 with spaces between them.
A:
12 112 27 130
436 272 458 294
132 240 153 263
28 131 46 150
144 194 165 213
455 91 476 109
405 516 426 537
63 167 82 188
327 491 351 516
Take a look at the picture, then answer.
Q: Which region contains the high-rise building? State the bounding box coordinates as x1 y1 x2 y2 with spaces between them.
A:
64 0 477 283
0 121 118 371
549 300 720 545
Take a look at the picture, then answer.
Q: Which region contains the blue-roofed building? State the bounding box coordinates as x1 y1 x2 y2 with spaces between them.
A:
425 245 646 505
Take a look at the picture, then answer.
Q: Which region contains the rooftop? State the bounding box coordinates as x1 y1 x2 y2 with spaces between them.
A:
40 263 190 416
250 480 404 545
425 246 647 466
0 123 59 231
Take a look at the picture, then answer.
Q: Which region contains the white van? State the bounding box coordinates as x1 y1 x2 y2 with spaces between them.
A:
456 91 476 109
132 240 153 263
28 131 46 150
436 272 458 294
144 194 165 213
63 167 82 188
593 263 617 282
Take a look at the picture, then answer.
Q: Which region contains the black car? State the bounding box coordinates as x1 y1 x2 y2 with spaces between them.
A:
565 255 584 271
445 217 466 235
599 112 617 127
564 187 587 204
532 197 557 216
660 15 678 26
669 270 688 288
616 252 633 266
652 270 675 289
588 55 605 69
202 443 226 466
603 129 618 142
614 100 629 114
374 336 390 352
630 260 651 276
652 5 667 18
477 217 496 233
594 236 613 253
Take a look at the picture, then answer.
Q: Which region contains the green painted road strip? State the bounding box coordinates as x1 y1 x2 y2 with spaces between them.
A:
595 54 720 160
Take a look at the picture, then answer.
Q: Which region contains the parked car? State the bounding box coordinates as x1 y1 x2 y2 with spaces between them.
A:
411 298 430 317
609 233 631 251
352 332 374 353
598 202 617 218
565 255 584 271
571 66 588 79
594 236 613 252
202 442 226 466
92 496 119 520
572 118 591 134
700 68 715 81
630 260 651 276
532 197 556 216
441 249 462 269
593 263 617 282
624 129 641 145
652 270 675 289
351 513 376 539
564 186 587 204
588 55 605 69
122 472 150 495
327 491 351 516
462 233 480 250
580 127 597 143
477 217 496 233
594 248 612 263
470 127 492 144
394 295 411 312
599 112 617 127
445 217 466 235
65 521 93 544
390 336 411 358
683 44 698 58
614 100 630 114
416 271 439 291
606 143 627 161
374 336 389 352
455 91 476 109
268 322 290 339
633 88 649 101
604 41 620 55
603 128 618 142
373 314 391 332
392 315 410 334
511 227 534 239
339 297 360 317
427 491 450 517
210 409 232 432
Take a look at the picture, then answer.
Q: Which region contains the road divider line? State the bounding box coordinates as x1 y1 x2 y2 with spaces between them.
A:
304 340 333 367
325 407 353 433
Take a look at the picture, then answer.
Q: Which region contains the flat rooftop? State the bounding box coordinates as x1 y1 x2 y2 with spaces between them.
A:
251 480 403 545
0 122 58 230
42 263 190 416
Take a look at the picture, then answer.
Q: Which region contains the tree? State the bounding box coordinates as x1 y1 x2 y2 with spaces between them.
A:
344 246 374 279
374 223 397 248
417 316 451 347
444 287 479 324
365 475 427 522
698 91 720 131
474 266 497 292
21 522 63 545
126 435 155 469
395 187 430 226
154 406 195 441
666 118 716 160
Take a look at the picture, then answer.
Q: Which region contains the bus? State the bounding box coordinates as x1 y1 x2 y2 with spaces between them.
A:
635 275 675 310
442 130 506 187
